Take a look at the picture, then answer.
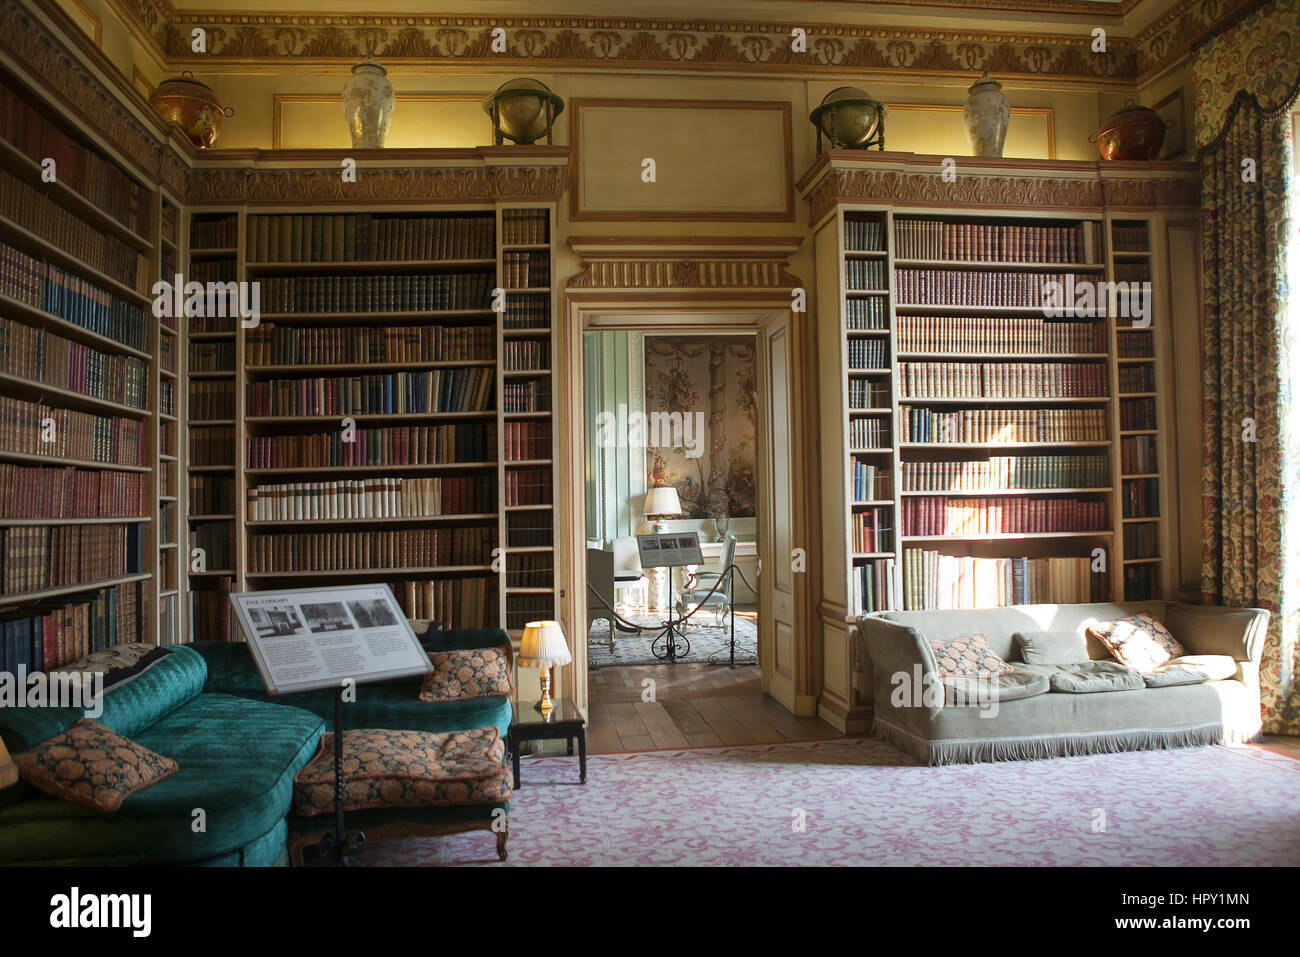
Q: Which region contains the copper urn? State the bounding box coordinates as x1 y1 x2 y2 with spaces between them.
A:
1094 100 1168 161
149 72 234 149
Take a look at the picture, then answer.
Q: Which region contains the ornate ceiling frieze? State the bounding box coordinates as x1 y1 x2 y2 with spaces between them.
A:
0 0 189 195
567 258 800 290
1134 0 1260 79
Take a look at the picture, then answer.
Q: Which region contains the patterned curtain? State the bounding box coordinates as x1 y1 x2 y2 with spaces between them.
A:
1195 1 1300 734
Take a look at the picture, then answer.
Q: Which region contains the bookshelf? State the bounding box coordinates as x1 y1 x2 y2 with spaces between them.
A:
801 153 1198 732
0 70 158 671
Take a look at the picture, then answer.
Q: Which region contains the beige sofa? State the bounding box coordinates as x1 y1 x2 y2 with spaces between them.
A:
860 602 1268 765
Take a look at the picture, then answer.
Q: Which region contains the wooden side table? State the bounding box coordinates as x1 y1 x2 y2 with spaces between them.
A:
507 698 587 788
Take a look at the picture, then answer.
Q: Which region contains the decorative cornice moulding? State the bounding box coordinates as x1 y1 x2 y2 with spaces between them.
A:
566 236 803 290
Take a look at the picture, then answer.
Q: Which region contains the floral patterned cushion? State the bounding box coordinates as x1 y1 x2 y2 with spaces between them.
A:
928 633 1015 678
418 648 513 703
59 642 159 675
292 726 510 817
13 718 178 811
1087 613 1185 672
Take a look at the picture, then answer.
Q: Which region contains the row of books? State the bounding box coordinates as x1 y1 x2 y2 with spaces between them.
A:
246 527 495 572
504 383 550 418
896 269 1086 308
506 594 553 631
1 522 144 594
844 218 886 252
160 336 176 375
893 220 1101 264
188 380 234 420
848 380 890 409
851 462 891 501
1124 564 1159 600
0 243 148 352
0 169 149 292
852 507 893 553
190 579 235 642
189 475 234 514
0 464 145 518
245 369 495 416
900 406 1108 444
1120 435 1156 474
191 521 232 571
0 583 141 674
188 424 234 466
389 578 496 630
246 423 495 469
507 553 553 588
902 549 1104 609
852 557 895 614
0 318 149 409
504 468 552 506
178 259 237 288
0 84 150 237
1116 331 1155 358
502 339 548 370
507 512 552 548
849 418 889 450
503 421 550 461
247 476 494 521
901 454 1109 492
162 202 178 247
1113 263 1152 283
190 341 235 372
846 297 889 329
503 209 549 246
845 260 886 291
503 297 551 329
0 396 144 464
1118 365 1156 392
245 324 494 367
901 496 1108 536
247 213 495 263
899 361 1107 399
258 273 494 314
189 315 236 334
159 502 174 546
897 316 1104 356
1120 397 1157 431
191 216 237 249
1122 478 1160 518
502 252 549 288
1111 225 1150 253
1124 521 1158 559
847 338 888 370
161 380 174 417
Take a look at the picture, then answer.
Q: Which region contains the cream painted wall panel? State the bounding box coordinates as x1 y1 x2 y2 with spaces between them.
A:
884 106 1054 159
575 102 791 217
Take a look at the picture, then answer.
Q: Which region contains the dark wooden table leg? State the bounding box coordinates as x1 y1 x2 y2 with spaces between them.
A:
510 730 521 789
567 737 574 756
578 727 587 784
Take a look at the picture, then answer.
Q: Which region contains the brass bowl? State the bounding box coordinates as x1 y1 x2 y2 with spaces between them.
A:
483 78 565 145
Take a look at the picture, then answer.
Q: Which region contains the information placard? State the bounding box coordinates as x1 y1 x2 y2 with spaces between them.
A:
636 532 705 569
230 584 432 695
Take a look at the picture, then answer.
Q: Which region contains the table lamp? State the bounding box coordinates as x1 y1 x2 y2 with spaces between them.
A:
0 737 17 790
643 486 682 533
518 620 571 719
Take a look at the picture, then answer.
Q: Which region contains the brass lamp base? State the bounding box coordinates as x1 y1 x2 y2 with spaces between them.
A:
534 667 555 720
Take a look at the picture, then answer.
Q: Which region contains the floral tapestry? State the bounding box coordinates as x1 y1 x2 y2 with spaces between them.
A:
645 336 757 519
1196 2 1300 734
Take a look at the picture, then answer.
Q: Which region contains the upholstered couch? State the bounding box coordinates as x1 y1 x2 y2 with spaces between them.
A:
0 626 513 866
861 602 1268 765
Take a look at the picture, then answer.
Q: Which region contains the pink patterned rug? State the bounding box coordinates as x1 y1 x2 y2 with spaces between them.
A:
358 738 1300 866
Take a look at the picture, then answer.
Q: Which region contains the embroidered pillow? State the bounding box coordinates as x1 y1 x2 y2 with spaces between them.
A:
13 718 178 812
418 647 513 703
1087 613 1185 672
292 726 510 816
928 633 1014 678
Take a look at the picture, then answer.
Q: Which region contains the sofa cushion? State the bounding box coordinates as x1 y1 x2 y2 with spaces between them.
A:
292 726 510 817
928 634 1014 678
1044 661 1146 694
59 642 162 675
941 668 1050 706
419 648 513 703
1087 613 1185 671
1142 654 1239 688
14 718 178 811
1014 630 1090 665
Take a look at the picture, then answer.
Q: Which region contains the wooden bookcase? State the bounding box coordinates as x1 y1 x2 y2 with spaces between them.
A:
801 152 1198 731
0 69 164 668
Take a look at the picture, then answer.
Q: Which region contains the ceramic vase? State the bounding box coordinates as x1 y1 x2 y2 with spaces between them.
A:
342 58 394 149
963 72 1010 158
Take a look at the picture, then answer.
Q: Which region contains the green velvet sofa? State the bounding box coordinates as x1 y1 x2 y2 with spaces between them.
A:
861 601 1268 765
0 627 513 866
